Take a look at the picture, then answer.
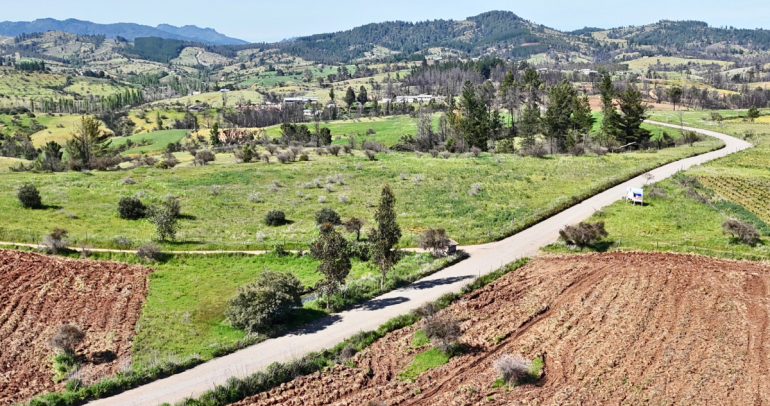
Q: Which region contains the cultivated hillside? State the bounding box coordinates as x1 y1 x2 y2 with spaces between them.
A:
231 252 770 405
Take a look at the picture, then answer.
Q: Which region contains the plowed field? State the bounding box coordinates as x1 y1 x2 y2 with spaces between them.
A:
0 250 151 405
231 252 770 405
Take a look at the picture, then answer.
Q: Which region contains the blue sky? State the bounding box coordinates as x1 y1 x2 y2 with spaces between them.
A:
3 0 770 42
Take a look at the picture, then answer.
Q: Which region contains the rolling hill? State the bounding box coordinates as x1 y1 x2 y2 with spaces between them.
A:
0 18 247 45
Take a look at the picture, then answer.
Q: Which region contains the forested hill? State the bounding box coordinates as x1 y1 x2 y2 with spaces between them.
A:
606 20 770 50
280 11 585 63
0 18 247 46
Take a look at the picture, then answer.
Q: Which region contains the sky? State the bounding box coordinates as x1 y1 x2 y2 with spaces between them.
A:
3 0 770 43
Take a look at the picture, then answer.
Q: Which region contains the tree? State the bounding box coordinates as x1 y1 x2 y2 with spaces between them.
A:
344 87 356 109
518 102 541 150
616 87 651 145
456 81 490 150
344 217 364 241
41 141 64 171
357 85 368 105
747 106 761 122
147 198 180 241
369 184 401 289
571 93 595 145
559 222 608 249
310 223 351 310
597 74 619 146
50 324 85 355
667 86 683 110
155 111 164 130
499 71 520 135
209 122 220 145
315 207 342 225
543 80 577 153
118 197 146 220
65 116 112 168
319 127 332 146
225 270 303 333
418 228 451 257
17 183 42 208
329 87 335 103
302 68 313 83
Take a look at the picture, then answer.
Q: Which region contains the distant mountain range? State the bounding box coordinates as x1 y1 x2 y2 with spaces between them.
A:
0 18 247 45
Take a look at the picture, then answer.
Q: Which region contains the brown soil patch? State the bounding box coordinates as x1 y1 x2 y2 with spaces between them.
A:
232 252 770 405
0 250 151 405
588 96 673 111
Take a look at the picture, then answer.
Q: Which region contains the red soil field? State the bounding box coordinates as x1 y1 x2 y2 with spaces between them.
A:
231 252 770 405
0 250 151 405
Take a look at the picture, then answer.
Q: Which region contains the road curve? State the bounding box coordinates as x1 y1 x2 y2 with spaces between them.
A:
87 123 751 406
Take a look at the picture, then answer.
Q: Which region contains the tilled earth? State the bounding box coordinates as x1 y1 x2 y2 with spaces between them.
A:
0 250 151 405
231 252 770 405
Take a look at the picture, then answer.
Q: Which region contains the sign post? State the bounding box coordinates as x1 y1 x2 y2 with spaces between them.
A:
626 187 644 205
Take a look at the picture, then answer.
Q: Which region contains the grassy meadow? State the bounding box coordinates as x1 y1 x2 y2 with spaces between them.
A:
544 136 770 260
0 135 722 250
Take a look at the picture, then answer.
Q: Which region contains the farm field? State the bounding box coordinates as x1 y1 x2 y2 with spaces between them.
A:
0 138 722 251
0 249 151 406
545 137 770 260
623 56 733 71
229 252 770 405
647 108 770 139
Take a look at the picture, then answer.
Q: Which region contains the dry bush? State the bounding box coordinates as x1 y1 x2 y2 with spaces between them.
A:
248 193 263 203
265 144 278 155
42 228 68 254
520 143 548 158
493 354 531 384
328 145 342 156
418 228 451 257
361 140 384 152
559 222 608 248
318 195 327 203
364 150 377 161
260 154 271 163
277 152 290 164
415 151 423 158
50 324 85 354
412 174 424 185
723 219 761 246
340 345 357 360
195 150 215 165
338 194 349 204
422 313 462 354
429 149 439 158
471 147 482 157
121 177 135 185
413 302 437 318
647 185 669 199
571 143 585 156
136 243 162 262
440 151 451 159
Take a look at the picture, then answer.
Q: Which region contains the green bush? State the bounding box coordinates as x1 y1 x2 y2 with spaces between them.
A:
264 210 286 226
225 270 303 334
65 379 84 392
315 207 341 225
17 183 42 208
117 197 146 220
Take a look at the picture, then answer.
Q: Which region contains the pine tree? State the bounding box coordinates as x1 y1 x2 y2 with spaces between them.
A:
543 80 576 153
344 87 356 109
210 122 220 145
598 74 619 146
65 116 111 167
456 81 490 150
357 86 368 105
571 94 595 146
518 103 541 150
370 184 401 289
616 87 651 145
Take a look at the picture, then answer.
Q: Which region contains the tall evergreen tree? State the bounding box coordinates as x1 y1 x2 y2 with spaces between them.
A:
543 80 577 153
598 74 620 146
571 93 596 146
456 81 490 150
65 116 111 167
344 87 356 110
518 103 541 150
370 184 401 289
616 87 651 145
357 86 368 105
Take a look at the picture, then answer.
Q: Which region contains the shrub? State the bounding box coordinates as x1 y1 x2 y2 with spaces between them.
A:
364 150 377 161
315 208 341 225
328 145 342 156
723 219 761 246
195 150 215 165
41 228 68 254
440 151 451 159
50 324 85 354
471 147 482 157
65 378 84 392
136 243 162 262
411 174 424 185
493 354 531 384
418 228 451 257
422 313 461 354
121 177 135 185
17 183 41 208
340 345 357 360
495 138 516 154
413 302 437 318
117 197 146 220
276 152 290 163
264 210 286 226
147 202 179 241
248 193 263 203
559 221 608 248
225 270 303 334
338 194 349 204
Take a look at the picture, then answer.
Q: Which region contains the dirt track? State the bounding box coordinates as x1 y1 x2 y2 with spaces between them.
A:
232 252 770 406
0 250 151 405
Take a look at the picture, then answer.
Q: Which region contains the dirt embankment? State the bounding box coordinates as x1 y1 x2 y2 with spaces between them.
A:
231 252 770 405
0 250 151 405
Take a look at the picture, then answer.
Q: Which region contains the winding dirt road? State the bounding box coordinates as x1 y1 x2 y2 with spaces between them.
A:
81 122 751 406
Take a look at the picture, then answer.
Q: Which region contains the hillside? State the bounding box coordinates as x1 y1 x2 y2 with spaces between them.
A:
0 18 247 45
230 252 770 405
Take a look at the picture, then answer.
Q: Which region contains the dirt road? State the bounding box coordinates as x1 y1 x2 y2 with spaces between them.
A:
84 122 751 406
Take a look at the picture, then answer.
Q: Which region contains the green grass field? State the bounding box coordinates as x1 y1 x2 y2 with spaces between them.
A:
0 135 722 250
120 129 188 154
543 137 770 260
647 108 770 139
77 250 444 364
0 113 86 146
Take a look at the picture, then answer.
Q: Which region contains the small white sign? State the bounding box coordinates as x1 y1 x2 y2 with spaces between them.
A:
626 187 644 205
